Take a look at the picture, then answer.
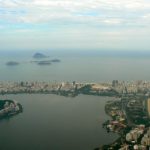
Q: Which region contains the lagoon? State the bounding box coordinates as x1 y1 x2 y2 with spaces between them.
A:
0 94 117 150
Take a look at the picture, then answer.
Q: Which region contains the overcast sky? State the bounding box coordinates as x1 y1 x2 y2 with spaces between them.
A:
0 0 150 51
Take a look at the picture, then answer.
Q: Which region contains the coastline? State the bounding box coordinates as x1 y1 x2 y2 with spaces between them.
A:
0 80 150 149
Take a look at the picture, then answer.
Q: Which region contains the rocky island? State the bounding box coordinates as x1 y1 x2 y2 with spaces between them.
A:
6 61 19 66
37 60 51 65
0 99 22 119
33 53 48 59
31 59 60 65
37 59 61 65
51 59 61 62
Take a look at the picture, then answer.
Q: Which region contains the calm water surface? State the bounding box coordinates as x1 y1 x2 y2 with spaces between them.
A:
0 50 150 82
0 94 118 150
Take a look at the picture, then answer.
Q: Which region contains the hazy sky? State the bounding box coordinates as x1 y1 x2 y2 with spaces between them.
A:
0 0 150 51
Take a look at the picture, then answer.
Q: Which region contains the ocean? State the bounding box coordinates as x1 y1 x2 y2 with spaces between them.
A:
0 50 150 82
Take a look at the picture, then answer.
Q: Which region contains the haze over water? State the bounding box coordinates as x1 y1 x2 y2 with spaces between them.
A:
0 50 150 82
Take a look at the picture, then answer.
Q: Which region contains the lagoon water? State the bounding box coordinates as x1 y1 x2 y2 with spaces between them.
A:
0 94 117 150
0 50 149 150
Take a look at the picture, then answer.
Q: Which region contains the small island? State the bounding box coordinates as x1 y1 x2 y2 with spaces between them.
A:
0 100 23 119
0 99 23 119
6 61 19 66
31 59 60 65
33 53 48 59
51 59 61 63
37 60 51 65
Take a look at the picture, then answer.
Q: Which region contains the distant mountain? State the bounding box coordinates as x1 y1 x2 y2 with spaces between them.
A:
33 53 48 59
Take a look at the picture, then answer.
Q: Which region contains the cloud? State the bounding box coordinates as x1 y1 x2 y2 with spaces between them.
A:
0 0 150 27
1 0 150 51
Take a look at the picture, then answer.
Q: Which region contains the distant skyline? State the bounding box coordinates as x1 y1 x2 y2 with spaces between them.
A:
0 0 150 51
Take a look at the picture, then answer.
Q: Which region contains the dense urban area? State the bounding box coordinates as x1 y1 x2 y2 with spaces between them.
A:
1 80 150 149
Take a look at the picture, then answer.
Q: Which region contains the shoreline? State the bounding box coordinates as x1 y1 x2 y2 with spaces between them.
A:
0 80 150 149
97 94 150 149
0 80 149 98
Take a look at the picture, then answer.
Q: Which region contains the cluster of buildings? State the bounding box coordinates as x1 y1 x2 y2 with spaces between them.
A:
112 80 150 95
0 81 117 96
141 127 150 146
102 93 150 149
120 126 150 149
0 81 82 95
1 80 150 96
126 125 145 143
120 144 146 150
